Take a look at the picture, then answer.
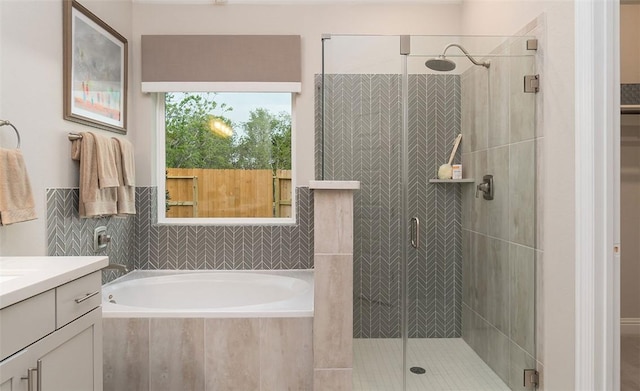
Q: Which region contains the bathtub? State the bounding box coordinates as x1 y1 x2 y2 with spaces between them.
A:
102 269 314 317
102 269 315 390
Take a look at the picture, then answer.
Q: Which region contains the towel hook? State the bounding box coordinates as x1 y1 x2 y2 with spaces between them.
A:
0 120 20 149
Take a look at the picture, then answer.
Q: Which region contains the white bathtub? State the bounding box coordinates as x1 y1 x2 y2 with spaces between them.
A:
101 269 314 318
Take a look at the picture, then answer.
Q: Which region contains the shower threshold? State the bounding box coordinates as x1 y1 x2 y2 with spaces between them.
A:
353 338 510 391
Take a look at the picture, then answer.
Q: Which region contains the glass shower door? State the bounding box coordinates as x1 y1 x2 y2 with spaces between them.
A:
320 33 538 391
405 35 538 390
319 34 406 391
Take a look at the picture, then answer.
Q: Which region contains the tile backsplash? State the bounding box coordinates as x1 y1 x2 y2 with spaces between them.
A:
46 187 314 283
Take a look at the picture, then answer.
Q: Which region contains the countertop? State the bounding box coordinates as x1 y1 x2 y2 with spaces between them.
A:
0 256 108 309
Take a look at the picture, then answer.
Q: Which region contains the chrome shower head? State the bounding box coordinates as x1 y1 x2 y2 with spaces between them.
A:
425 43 490 72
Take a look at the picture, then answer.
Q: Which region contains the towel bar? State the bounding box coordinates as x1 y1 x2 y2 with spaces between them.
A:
0 120 21 149
68 133 83 141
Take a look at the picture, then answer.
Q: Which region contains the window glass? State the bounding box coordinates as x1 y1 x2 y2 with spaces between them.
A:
160 92 293 222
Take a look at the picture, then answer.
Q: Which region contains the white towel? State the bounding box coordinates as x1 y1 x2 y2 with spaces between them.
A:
112 138 136 215
0 148 37 225
72 132 117 217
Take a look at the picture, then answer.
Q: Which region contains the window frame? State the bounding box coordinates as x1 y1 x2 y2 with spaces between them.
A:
155 92 297 226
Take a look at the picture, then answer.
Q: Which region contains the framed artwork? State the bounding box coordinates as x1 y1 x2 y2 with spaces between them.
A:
63 0 128 133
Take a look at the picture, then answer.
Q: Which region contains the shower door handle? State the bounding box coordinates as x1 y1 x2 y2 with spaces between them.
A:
410 217 420 249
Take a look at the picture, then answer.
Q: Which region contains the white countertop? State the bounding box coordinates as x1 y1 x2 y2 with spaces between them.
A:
0 256 108 309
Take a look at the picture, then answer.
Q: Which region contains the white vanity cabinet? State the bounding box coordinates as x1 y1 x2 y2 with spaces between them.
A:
0 257 107 391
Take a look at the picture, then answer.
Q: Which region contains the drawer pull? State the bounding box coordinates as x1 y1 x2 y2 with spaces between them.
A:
74 290 100 304
20 361 40 391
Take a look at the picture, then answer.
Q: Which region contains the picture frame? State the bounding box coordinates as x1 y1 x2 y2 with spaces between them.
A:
63 0 128 134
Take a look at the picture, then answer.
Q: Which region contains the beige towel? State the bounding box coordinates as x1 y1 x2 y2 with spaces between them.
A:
116 137 135 187
112 138 136 215
90 132 119 189
0 148 37 225
72 132 117 217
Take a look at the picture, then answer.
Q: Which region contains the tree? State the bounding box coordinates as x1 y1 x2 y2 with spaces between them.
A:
234 108 292 172
165 93 234 169
165 93 291 172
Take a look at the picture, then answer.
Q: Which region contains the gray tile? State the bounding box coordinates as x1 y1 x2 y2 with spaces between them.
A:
260 317 313 391
487 325 511 385
489 55 511 148
486 146 510 241
103 318 149 391
510 243 536 356
314 254 353 368
204 318 259 391
314 369 352 391
509 44 536 143
149 318 204 391
508 341 537 391
486 236 510 334
509 141 536 247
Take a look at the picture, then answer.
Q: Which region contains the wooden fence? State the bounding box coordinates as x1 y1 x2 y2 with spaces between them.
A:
166 168 292 218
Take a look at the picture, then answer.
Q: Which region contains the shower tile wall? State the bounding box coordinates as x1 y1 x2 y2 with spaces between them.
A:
315 74 462 338
46 187 314 283
460 33 540 390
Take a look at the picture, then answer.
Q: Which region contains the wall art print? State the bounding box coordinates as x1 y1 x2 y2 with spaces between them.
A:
63 0 128 133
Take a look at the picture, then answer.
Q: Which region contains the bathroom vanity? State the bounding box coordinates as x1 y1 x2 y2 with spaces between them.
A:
0 256 108 391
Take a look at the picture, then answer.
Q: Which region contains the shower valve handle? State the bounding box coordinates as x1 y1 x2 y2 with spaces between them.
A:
475 175 494 200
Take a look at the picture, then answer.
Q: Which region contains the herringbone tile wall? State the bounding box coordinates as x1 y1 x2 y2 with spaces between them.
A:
316 74 462 338
46 187 314 283
46 188 136 283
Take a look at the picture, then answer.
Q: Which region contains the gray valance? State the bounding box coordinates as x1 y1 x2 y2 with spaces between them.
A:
141 35 301 92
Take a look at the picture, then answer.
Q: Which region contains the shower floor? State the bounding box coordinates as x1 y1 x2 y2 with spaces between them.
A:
353 338 510 391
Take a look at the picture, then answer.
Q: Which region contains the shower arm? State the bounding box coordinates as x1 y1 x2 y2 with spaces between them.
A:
441 43 490 68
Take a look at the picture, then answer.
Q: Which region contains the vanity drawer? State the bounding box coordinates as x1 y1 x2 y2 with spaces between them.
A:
0 289 56 361
56 271 101 328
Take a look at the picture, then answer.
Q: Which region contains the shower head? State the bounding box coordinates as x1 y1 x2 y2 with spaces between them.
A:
425 56 457 72
425 43 490 72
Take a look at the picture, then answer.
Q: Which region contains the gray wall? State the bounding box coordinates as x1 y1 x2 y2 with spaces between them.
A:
460 34 540 390
46 187 314 283
316 74 463 338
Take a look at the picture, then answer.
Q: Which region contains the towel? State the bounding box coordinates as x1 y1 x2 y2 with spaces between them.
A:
117 137 135 187
91 132 119 188
72 132 117 217
0 148 37 225
111 138 136 215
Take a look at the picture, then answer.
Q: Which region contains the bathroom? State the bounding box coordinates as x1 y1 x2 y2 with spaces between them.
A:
0 0 633 390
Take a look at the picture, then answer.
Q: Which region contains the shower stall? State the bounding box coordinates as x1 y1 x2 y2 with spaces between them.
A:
316 33 539 391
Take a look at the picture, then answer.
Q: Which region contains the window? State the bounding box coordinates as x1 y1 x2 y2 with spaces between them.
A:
157 92 294 224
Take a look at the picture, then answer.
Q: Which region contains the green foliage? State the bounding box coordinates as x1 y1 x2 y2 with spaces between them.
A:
165 93 234 169
165 93 291 172
234 108 292 172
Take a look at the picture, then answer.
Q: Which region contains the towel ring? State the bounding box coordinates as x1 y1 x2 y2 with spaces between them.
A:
0 120 20 149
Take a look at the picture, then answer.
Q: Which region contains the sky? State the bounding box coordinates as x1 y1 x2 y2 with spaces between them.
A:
215 93 291 126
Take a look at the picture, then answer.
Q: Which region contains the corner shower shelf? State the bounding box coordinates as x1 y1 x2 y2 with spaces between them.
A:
428 178 476 183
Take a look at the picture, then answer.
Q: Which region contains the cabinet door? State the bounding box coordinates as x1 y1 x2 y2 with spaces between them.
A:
28 307 103 391
38 326 95 391
0 349 30 391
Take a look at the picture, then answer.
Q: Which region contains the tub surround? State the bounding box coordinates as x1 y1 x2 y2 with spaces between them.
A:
0 256 108 307
102 270 314 391
311 181 359 391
